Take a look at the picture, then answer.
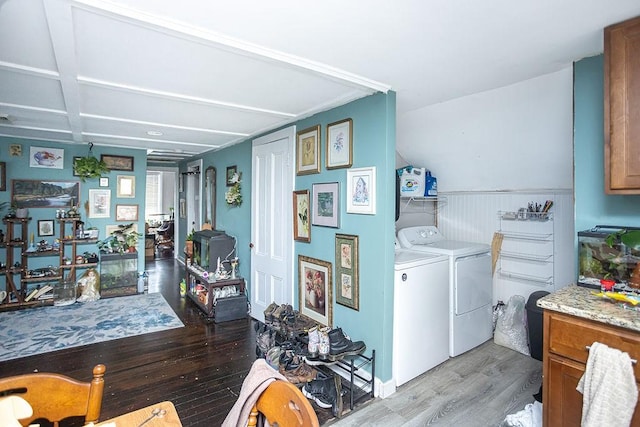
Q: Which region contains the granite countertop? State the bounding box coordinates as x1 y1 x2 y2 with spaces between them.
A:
537 284 640 333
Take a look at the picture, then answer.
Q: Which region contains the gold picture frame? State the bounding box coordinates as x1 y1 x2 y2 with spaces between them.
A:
326 118 353 169
296 125 321 175
299 255 332 327
116 204 139 221
293 190 310 242
335 234 359 310
101 155 134 171
116 175 135 198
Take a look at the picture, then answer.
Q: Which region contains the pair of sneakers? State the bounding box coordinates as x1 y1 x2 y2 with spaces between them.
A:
307 326 366 362
307 325 330 359
302 372 344 418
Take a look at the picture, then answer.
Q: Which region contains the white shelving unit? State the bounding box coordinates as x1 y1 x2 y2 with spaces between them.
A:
495 211 555 301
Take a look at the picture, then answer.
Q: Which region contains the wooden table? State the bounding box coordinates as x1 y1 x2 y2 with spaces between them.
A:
96 401 182 426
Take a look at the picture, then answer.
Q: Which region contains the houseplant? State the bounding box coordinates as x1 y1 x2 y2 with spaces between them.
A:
97 223 142 254
185 229 194 256
73 143 110 182
73 156 110 182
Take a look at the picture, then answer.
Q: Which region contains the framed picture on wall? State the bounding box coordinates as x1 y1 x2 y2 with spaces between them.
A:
29 146 64 169
293 190 310 242
89 189 111 218
298 255 333 327
116 175 135 198
311 182 339 228
101 155 134 171
226 165 237 186
335 234 359 310
12 180 79 208
296 125 321 175
116 204 139 221
326 118 353 169
346 166 376 215
37 220 55 237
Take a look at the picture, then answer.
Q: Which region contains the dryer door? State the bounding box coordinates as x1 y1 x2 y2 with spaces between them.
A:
454 252 492 315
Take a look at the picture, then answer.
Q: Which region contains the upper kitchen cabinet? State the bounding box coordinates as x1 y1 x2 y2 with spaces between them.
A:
605 15 640 194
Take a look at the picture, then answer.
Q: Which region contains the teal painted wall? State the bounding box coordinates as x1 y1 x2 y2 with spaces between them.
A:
177 141 253 281
188 92 397 381
0 138 147 272
574 55 640 232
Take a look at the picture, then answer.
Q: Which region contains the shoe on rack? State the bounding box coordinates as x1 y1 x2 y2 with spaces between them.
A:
263 302 278 325
279 350 318 384
302 374 343 418
255 329 275 358
326 327 366 361
318 327 331 360
265 346 282 370
271 304 286 331
307 326 320 358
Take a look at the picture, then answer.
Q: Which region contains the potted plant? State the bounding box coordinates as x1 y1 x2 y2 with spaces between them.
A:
97 223 142 254
73 156 110 182
185 229 195 256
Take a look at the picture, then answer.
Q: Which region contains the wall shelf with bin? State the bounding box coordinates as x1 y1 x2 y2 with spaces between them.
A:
495 210 555 300
399 195 447 210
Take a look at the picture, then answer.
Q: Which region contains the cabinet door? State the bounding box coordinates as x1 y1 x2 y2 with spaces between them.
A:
546 354 584 426
605 15 640 193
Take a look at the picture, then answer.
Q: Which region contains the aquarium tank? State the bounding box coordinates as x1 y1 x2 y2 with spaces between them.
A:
578 226 640 289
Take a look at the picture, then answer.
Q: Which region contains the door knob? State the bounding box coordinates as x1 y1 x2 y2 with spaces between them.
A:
249 242 254 248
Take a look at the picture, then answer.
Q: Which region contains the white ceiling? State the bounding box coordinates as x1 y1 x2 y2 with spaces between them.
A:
1 0 639 164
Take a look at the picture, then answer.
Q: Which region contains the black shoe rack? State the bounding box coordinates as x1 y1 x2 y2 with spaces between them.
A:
254 319 375 414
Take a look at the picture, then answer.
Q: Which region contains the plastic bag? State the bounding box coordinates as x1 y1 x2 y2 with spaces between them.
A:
494 295 530 356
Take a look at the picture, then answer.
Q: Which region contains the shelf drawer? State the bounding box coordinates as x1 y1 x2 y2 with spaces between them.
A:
546 311 640 381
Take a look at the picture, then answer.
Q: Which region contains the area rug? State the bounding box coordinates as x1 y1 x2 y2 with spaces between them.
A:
0 293 184 362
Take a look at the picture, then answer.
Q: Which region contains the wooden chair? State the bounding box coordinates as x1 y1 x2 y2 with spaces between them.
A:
0 364 106 427
248 380 319 427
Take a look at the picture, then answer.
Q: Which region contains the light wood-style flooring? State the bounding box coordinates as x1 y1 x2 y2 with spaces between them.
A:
330 340 542 427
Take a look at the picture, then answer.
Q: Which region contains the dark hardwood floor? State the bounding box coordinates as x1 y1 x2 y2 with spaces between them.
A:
1 254 542 427
0 256 258 427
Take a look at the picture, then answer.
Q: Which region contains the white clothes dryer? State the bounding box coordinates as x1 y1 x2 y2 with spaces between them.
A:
393 247 449 387
397 226 493 357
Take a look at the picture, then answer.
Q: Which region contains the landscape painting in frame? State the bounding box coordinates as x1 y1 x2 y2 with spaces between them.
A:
298 255 333 327
12 180 80 208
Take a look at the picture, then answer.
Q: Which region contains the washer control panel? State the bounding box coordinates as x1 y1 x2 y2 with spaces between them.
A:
397 226 443 247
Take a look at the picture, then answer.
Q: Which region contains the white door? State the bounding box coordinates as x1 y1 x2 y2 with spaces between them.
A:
251 127 295 321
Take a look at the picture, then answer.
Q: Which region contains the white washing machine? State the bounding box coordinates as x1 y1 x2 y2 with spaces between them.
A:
397 226 493 357
393 244 449 387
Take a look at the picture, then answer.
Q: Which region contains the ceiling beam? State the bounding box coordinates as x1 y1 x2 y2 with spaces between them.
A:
43 0 84 142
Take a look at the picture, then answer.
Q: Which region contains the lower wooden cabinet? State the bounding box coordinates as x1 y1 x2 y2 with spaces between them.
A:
543 310 640 426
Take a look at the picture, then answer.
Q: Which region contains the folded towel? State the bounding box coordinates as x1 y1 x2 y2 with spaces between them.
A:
576 341 638 427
